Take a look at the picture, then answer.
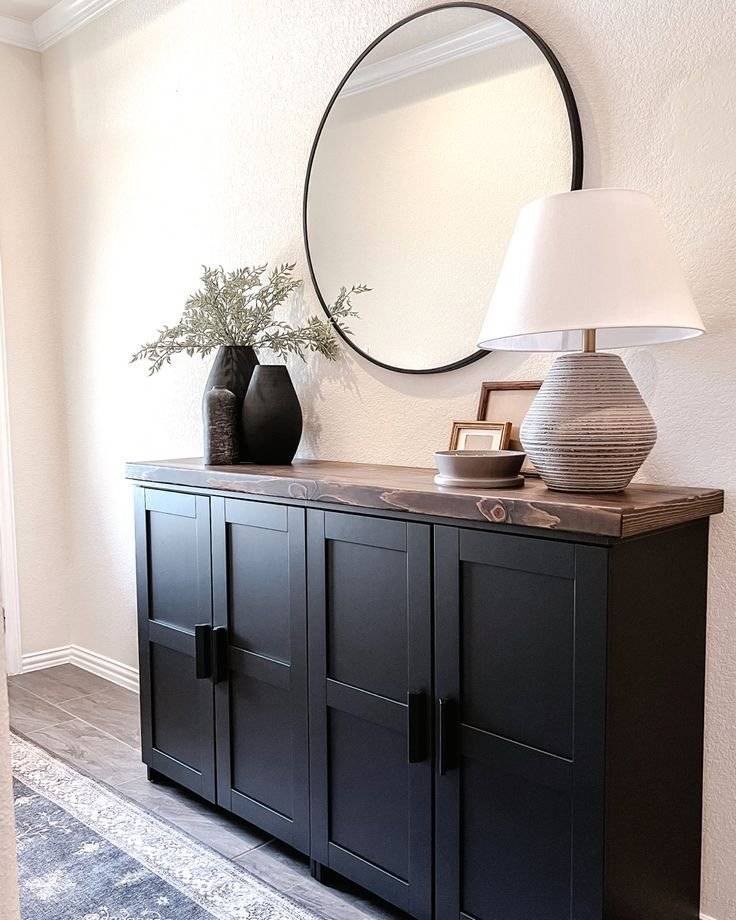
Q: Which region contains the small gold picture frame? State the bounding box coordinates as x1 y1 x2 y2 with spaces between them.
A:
476 381 542 475
449 420 511 452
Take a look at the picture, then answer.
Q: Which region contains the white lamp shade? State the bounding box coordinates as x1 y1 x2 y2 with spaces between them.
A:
477 189 705 351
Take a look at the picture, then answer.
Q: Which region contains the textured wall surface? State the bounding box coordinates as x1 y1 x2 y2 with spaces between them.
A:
0 43 70 658
20 0 736 916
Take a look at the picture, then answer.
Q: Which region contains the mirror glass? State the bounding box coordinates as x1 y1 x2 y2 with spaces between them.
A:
305 5 581 373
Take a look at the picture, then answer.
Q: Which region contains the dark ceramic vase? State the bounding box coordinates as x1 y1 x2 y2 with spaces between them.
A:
203 345 258 461
241 366 303 465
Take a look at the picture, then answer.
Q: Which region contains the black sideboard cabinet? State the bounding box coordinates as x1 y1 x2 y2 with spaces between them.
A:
128 459 723 920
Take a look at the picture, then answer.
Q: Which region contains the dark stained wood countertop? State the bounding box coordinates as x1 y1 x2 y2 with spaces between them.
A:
125 458 723 539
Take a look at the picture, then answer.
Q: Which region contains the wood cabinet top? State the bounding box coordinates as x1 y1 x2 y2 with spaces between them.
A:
126 458 723 539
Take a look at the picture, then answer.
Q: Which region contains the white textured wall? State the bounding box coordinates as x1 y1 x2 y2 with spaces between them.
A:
27 1 736 916
0 43 70 658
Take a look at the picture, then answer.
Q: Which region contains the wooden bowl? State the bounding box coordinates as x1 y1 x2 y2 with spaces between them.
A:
434 450 526 481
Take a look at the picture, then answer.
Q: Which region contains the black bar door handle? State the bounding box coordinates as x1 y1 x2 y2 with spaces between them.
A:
194 624 212 679
438 697 458 775
407 691 428 763
211 626 228 684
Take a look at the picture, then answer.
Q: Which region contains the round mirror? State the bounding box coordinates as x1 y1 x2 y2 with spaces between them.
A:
304 3 583 374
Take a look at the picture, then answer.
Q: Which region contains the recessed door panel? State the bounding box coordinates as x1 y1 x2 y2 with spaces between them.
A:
328 708 409 880
228 525 291 662
230 674 293 818
327 540 408 701
147 497 201 631
461 561 574 758
462 757 571 920
150 644 209 771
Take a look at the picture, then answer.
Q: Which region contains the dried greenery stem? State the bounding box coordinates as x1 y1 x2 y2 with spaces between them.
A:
131 263 368 374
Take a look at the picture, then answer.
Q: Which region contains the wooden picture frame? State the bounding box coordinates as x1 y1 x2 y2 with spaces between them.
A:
449 420 512 452
476 381 543 475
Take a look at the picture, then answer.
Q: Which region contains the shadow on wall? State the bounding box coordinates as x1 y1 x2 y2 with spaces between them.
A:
283 283 361 454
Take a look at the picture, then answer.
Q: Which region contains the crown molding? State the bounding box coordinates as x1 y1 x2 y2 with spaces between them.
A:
341 19 521 97
34 0 123 50
0 13 36 50
0 0 124 52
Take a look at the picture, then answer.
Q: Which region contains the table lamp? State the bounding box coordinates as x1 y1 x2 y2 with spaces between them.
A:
477 189 705 492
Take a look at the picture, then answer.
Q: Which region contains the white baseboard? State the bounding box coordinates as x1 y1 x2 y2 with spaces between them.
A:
22 644 138 694
20 645 70 672
702 913 718 920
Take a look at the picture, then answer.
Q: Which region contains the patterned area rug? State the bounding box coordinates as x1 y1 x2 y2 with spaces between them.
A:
11 734 317 920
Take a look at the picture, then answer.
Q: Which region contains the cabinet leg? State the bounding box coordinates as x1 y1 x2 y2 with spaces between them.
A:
147 766 166 784
309 859 330 885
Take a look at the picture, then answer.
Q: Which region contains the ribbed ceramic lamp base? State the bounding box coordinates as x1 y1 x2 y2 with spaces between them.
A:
520 353 657 493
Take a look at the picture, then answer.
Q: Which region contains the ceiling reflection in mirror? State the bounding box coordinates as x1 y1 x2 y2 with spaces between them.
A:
305 5 581 373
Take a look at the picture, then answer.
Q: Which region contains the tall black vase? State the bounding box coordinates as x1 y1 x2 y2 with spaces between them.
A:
241 366 303 465
203 345 258 461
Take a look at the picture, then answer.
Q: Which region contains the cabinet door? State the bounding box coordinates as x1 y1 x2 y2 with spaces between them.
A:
307 511 433 919
434 527 606 920
135 488 216 801
211 498 309 853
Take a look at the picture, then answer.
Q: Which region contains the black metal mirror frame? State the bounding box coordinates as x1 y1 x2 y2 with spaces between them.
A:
303 2 584 375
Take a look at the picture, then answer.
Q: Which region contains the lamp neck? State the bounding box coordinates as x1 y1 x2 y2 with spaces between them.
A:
582 328 597 353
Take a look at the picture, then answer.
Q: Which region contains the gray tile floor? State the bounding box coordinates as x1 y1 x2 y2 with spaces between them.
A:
8 664 404 920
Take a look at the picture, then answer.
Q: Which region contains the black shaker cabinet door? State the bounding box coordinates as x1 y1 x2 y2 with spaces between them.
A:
211 498 309 853
434 527 607 920
135 488 216 801
307 510 433 920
